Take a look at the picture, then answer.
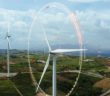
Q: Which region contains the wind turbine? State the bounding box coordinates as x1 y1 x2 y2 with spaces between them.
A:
0 12 12 78
35 9 86 95
4 10 11 78
28 2 87 96
6 31 11 78
4 19 16 78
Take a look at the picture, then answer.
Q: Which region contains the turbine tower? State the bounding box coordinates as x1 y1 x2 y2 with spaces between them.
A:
50 49 86 96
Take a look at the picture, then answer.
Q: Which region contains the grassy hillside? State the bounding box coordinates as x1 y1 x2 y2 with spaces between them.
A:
0 53 110 96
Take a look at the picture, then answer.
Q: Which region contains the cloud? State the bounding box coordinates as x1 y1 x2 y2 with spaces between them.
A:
0 7 110 50
13 21 28 31
68 0 109 3
76 10 110 49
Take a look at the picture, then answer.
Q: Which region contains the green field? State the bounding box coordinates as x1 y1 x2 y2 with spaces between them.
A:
0 53 110 96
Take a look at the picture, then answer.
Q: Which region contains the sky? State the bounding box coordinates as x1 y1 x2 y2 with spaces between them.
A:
0 0 110 52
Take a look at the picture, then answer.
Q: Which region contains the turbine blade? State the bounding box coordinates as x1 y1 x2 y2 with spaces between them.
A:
7 38 11 49
50 49 87 54
43 25 51 51
35 54 51 93
5 32 8 39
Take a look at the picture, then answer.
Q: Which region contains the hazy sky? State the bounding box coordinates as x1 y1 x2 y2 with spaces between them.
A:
0 0 110 51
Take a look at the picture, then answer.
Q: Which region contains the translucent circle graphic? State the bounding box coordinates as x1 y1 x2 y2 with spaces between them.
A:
28 2 83 96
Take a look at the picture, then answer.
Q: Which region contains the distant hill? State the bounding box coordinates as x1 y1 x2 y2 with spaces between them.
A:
0 49 27 54
0 48 110 57
0 49 6 54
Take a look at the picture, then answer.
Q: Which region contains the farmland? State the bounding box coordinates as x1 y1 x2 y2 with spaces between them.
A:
0 51 110 96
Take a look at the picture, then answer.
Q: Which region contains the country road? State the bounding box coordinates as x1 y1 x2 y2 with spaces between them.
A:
100 89 110 96
57 70 104 78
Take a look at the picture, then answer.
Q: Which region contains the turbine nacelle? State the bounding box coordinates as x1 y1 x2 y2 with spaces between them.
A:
5 32 11 39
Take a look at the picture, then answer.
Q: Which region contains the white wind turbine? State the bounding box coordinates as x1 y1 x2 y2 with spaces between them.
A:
5 19 14 78
3 11 12 78
34 3 87 96
5 12 16 78
0 23 13 78
6 30 11 78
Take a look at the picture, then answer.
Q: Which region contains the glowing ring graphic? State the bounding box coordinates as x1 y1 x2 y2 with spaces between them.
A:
28 2 83 96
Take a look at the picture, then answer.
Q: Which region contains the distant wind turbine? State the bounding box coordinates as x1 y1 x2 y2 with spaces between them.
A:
6 29 11 77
